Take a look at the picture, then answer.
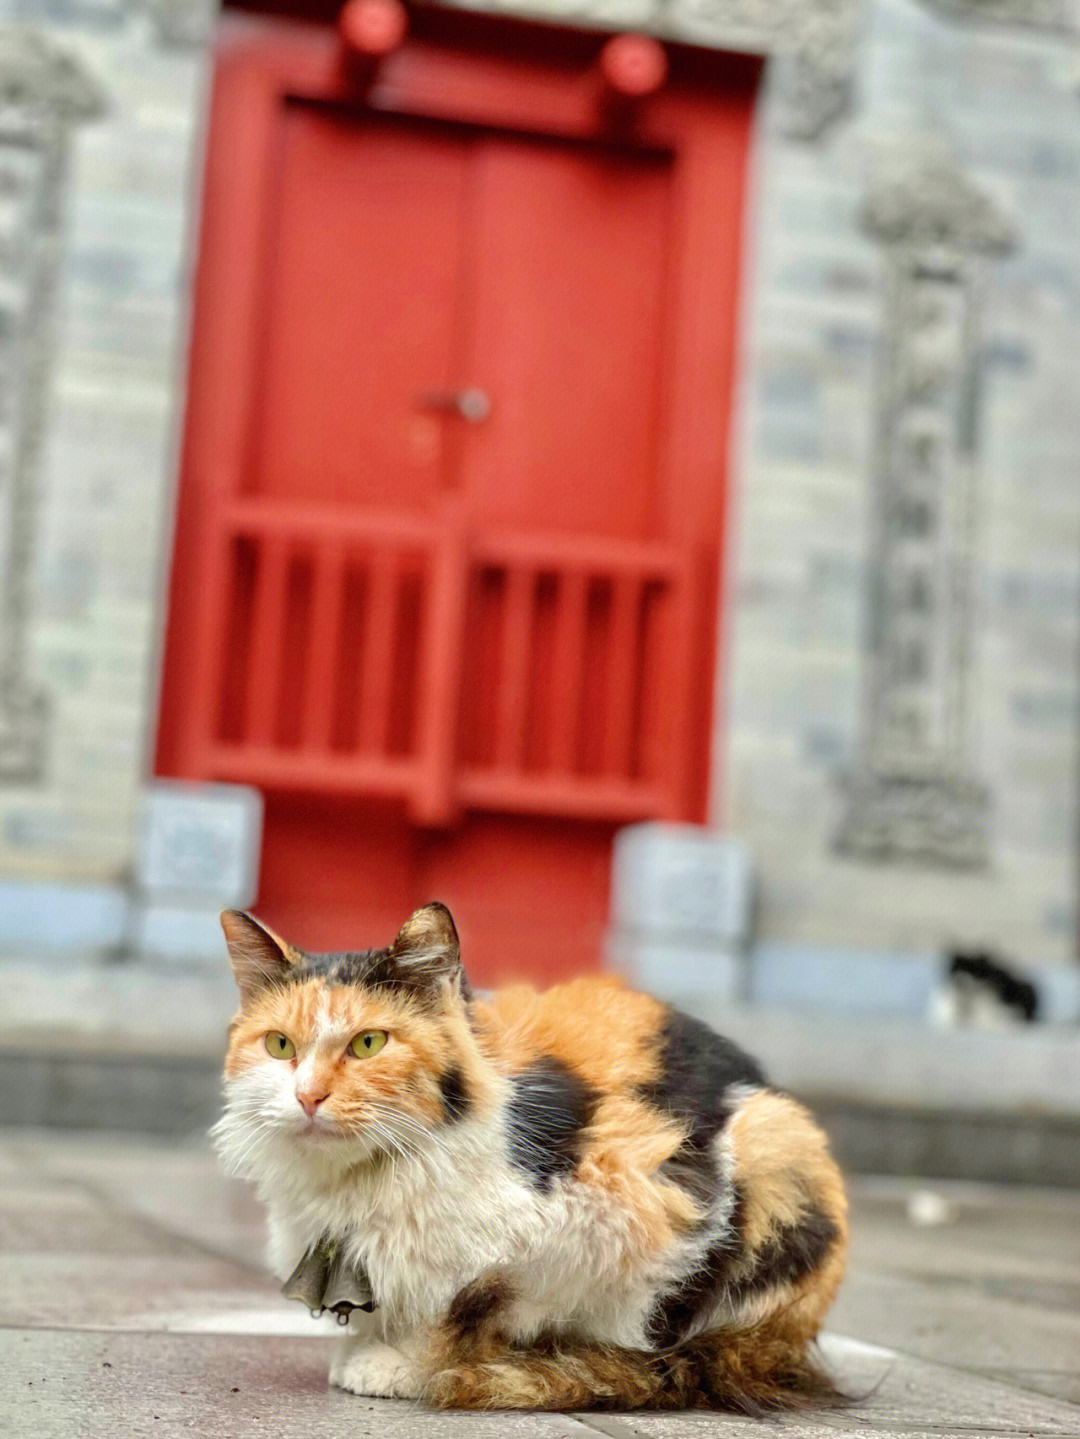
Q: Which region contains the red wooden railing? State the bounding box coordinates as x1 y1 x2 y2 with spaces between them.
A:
191 495 699 827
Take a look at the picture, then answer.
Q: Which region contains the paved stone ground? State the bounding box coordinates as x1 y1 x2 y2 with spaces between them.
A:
0 1129 1077 1438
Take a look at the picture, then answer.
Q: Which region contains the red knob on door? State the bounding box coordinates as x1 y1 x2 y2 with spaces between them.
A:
599 34 669 99
338 0 408 59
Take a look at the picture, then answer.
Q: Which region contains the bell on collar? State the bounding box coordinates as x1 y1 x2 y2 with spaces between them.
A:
282 1233 377 1319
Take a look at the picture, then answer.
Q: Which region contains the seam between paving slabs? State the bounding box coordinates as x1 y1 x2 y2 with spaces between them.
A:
820 1345 1080 1425
565 1417 651 1439
13 1148 269 1280
818 1427 1078 1437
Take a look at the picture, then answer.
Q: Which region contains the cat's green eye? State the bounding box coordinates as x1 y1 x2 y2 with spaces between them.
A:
264 1031 296 1060
348 1030 388 1059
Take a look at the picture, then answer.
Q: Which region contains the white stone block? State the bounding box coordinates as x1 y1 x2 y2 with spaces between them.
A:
135 903 234 966
136 780 262 907
606 930 746 1006
611 823 754 944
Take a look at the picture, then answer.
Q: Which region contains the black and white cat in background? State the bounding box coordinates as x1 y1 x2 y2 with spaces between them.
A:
931 950 1040 1029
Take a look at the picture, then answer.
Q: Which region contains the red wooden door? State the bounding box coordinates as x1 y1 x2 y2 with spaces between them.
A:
156 19 759 984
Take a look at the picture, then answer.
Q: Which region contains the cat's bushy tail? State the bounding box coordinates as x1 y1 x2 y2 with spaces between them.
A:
425 1278 847 1413
428 1328 845 1413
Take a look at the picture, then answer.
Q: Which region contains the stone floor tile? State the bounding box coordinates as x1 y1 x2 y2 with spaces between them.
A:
815 1339 1080 1435
0 1329 609 1439
0 1129 1077 1439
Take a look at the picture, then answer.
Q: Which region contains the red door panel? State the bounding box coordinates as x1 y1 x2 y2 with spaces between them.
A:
460 136 673 537
156 21 759 978
254 107 470 507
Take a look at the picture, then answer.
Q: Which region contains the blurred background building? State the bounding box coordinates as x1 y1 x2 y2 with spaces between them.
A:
0 0 1078 1172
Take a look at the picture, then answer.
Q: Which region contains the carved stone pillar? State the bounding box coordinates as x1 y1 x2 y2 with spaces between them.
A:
918 1 1076 31
0 32 103 784
835 155 1017 869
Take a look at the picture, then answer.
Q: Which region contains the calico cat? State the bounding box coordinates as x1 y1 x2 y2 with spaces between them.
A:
212 902 848 1412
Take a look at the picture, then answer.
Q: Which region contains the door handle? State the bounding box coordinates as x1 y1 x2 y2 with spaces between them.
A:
415 387 491 422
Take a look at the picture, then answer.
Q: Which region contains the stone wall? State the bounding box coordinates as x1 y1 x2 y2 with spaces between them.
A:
0 1 214 883
718 0 1080 969
2 0 1077 988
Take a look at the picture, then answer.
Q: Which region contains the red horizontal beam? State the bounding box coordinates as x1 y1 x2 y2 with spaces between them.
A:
199 743 418 797
474 525 686 580
218 493 685 586
457 767 671 823
196 746 673 823
219 494 434 549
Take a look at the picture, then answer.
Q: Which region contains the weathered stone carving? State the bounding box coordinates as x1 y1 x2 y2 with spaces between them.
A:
919 1 1077 32
860 159 1017 255
835 153 1018 870
419 1 863 137
0 31 104 784
140 0 218 47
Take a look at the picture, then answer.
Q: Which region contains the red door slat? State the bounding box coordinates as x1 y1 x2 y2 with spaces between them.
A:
601 577 643 780
356 551 400 756
302 543 347 751
493 567 535 772
547 571 589 774
412 496 469 826
245 537 291 747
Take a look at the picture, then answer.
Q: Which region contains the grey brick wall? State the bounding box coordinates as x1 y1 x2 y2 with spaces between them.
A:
2 0 1077 983
718 0 1080 967
0 2 213 882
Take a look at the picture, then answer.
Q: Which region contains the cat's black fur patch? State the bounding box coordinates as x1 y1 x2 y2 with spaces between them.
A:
287 947 471 1002
446 1272 514 1338
438 1065 472 1123
948 951 1038 1022
647 1195 838 1349
647 1192 745 1348
734 1207 839 1301
505 1057 598 1192
291 949 384 990
640 1008 766 1152
658 1138 720 1211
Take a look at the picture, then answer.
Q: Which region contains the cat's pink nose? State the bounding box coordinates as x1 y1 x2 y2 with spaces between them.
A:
296 1089 329 1119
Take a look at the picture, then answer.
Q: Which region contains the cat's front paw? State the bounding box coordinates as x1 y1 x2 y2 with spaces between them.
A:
329 1338 422 1400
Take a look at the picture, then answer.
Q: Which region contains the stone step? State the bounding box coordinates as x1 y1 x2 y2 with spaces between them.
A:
4 951 1077 1183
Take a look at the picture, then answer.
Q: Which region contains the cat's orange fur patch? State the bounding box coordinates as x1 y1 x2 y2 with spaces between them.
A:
474 975 667 1091
473 978 695 1255
725 1089 849 1344
728 1091 848 1252
576 1094 700 1256
471 982 700 1257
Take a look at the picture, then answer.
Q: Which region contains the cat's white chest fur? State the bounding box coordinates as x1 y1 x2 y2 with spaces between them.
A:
256 1102 688 1350
267 1115 535 1330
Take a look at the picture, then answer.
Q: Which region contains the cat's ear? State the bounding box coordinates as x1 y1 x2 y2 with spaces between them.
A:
221 910 297 1005
387 902 468 1001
